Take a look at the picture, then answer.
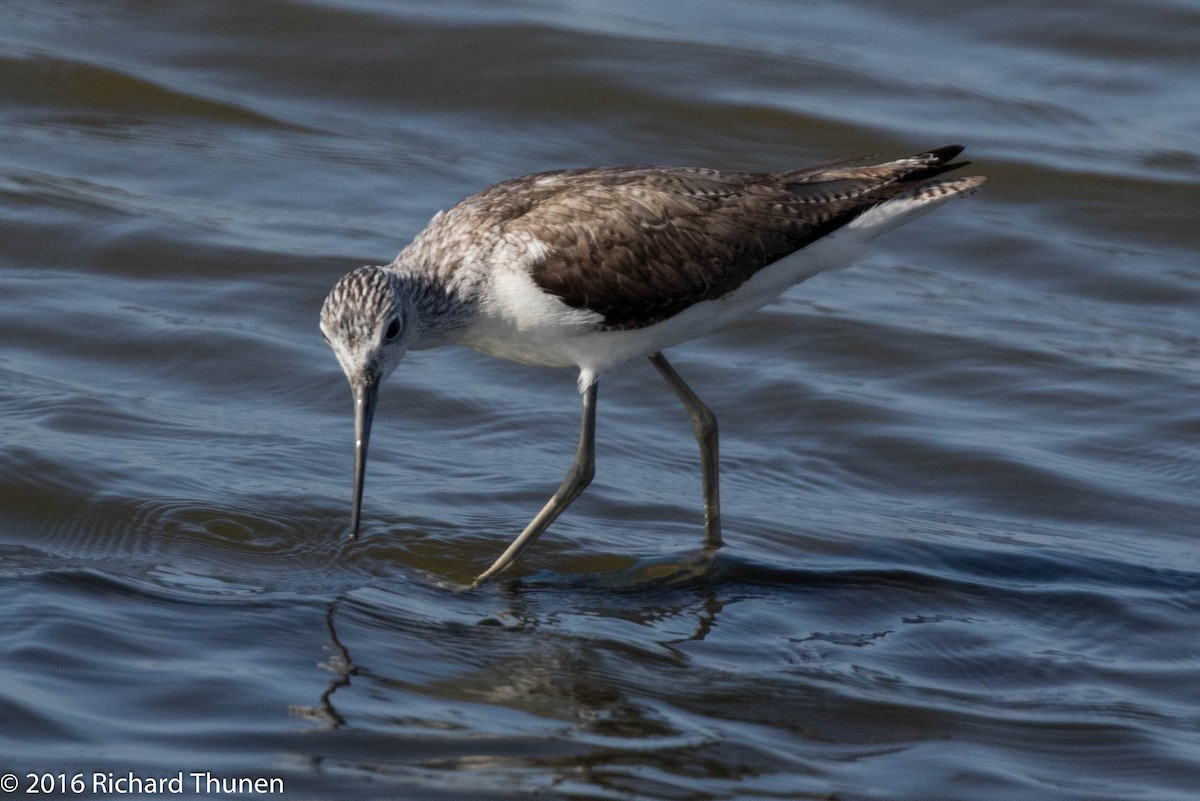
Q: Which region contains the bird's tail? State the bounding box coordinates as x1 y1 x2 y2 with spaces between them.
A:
845 146 986 239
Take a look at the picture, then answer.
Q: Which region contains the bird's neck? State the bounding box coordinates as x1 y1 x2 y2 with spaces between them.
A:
388 265 478 351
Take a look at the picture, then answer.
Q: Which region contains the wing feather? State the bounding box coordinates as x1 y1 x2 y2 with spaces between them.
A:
400 147 974 330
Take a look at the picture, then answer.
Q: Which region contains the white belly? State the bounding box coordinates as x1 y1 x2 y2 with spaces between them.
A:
458 227 869 380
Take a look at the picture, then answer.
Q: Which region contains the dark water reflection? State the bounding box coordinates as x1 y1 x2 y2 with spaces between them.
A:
2 0 1199 799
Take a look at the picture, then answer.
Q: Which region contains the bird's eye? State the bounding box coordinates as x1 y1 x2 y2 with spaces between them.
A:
385 317 401 340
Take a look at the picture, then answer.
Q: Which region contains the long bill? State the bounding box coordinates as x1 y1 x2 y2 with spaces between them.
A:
349 376 380 539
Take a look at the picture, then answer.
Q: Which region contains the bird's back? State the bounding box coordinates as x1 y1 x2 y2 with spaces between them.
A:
396 146 981 334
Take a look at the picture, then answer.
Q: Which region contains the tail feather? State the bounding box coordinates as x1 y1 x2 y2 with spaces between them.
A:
846 172 985 239
898 144 971 182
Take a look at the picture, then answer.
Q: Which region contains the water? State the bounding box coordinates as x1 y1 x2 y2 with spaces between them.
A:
2 0 1198 798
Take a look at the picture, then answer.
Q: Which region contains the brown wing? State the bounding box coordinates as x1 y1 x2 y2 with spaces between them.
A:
413 146 969 330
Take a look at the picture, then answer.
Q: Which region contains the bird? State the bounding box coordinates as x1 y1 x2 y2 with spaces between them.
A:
319 145 984 586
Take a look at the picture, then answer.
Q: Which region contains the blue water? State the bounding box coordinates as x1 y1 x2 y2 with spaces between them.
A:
1 1 1198 799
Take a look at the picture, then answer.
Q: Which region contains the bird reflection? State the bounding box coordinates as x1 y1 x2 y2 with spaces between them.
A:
291 598 356 729
299 558 726 732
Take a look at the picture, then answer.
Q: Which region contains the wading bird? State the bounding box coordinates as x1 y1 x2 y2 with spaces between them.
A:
320 145 983 585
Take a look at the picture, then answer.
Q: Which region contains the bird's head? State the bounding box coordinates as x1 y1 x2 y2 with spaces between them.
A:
319 265 413 538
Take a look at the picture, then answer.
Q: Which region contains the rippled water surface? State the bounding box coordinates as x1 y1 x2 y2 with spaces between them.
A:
2 1 1198 799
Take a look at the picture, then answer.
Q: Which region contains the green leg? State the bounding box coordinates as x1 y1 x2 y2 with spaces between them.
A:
473 380 598 585
648 352 723 550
